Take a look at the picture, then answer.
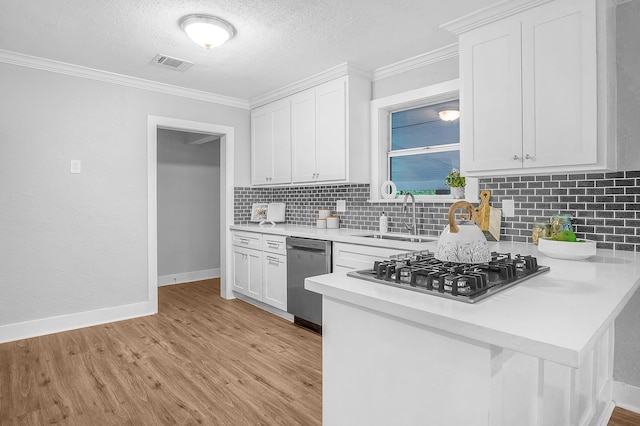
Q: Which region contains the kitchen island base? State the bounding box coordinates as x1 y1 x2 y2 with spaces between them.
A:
323 296 614 426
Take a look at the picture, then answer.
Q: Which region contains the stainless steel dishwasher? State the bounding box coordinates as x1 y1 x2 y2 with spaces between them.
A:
286 236 331 333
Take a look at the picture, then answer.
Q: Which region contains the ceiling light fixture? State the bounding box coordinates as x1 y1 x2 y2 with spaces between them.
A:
180 14 236 49
438 110 460 121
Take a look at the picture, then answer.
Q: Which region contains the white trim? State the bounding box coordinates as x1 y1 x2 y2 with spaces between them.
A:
233 292 294 322
0 49 249 109
0 302 154 344
158 268 221 286
148 116 236 301
613 381 640 413
249 62 372 108
440 0 553 35
369 79 480 203
372 43 459 81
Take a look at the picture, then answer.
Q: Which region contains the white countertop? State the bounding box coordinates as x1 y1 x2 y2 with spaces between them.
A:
306 241 640 368
230 223 437 251
231 223 640 367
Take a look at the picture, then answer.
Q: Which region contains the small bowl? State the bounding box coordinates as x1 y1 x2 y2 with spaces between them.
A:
537 238 596 260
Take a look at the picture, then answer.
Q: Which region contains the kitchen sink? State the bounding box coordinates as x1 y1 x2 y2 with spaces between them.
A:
354 233 437 243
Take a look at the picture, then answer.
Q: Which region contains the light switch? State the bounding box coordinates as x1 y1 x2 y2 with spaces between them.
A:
336 200 346 213
70 160 81 174
502 199 515 217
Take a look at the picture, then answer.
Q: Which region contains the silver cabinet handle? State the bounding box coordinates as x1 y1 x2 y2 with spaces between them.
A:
525 154 532 160
513 155 520 160
239 238 250 244
266 255 280 263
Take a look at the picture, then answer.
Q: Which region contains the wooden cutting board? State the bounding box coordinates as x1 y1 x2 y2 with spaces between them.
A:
476 190 501 241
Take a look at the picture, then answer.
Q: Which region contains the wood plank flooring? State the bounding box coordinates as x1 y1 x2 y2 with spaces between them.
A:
0 279 322 425
2 279 640 425
609 407 640 426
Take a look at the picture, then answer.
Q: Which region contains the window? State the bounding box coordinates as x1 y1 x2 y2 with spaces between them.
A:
389 99 460 196
370 79 475 202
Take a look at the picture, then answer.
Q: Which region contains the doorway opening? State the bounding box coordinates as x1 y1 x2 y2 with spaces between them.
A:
157 128 221 287
147 116 235 314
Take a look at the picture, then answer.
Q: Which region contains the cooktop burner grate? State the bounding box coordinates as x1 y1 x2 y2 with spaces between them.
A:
347 251 549 303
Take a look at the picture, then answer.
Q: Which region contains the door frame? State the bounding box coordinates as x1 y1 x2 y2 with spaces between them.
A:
148 115 235 312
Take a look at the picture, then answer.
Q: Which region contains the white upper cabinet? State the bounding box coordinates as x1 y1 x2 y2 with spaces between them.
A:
446 0 615 176
292 77 347 183
250 65 371 186
291 89 317 182
251 98 292 185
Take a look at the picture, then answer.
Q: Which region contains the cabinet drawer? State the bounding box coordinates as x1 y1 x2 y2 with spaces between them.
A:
333 242 407 273
262 234 287 255
232 231 262 250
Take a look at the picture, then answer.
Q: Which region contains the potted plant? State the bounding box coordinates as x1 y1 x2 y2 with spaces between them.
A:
445 169 466 199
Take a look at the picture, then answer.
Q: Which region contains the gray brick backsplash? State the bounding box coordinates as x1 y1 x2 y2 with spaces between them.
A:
234 170 640 252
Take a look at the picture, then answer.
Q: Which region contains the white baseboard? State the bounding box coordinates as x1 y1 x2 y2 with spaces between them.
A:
613 380 640 413
158 268 220 286
233 291 294 322
0 301 156 344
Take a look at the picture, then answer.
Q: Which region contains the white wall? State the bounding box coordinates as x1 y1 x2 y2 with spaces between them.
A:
157 130 220 281
0 62 249 333
615 0 640 172
613 0 640 389
371 57 459 100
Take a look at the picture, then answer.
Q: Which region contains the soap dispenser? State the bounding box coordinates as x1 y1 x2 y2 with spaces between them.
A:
379 212 388 233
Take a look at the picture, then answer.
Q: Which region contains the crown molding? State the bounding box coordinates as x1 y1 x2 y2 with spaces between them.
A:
372 43 459 82
249 62 373 108
441 0 554 35
0 49 250 109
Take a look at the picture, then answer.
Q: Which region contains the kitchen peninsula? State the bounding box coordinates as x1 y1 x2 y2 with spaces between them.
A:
306 242 640 426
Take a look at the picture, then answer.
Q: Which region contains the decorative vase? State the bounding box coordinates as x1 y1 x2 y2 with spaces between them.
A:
450 186 465 199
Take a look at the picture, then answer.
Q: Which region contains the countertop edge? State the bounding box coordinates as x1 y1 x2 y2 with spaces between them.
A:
305 275 582 368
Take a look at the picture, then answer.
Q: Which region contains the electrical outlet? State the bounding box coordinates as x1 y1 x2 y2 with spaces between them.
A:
502 199 515 217
336 200 346 213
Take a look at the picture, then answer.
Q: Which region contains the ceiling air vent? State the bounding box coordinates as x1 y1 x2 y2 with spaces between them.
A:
152 54 193 71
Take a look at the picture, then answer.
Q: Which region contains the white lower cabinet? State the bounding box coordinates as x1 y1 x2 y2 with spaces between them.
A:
263 253 287 311
333 242 407 274
231 231 287 312
232 245 263 299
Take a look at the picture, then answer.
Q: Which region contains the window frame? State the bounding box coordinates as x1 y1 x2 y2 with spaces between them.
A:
370 79 478 203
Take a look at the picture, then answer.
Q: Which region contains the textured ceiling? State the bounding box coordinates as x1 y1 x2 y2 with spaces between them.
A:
0 0 496 101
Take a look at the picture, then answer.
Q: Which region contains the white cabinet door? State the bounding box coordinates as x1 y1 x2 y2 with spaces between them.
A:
458 0 605 175
270 101 292 184
251 106 273 185
263 253 287 311
460 16 523 173
245 248 263 301
521 0 597 169
232 246 249 294
291 89 317 183
315 77 347 182
251 99 291 185
232 244 263 299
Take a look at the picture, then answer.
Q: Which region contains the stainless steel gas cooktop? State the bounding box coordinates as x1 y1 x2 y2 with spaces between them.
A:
347 250 550 303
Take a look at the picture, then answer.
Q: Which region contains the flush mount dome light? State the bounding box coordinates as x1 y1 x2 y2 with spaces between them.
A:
438 110 460 121
180 14 235 49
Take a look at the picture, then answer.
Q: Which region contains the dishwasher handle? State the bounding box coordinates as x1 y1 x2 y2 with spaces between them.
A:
286 237 331 254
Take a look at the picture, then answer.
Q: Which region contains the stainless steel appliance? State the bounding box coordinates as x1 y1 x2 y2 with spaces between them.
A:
286 237 331 332
348 250 549 303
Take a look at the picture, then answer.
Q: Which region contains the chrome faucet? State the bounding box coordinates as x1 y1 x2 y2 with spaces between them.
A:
402 193 418 235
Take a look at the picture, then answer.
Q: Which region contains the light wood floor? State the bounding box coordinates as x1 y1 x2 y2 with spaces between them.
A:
0 279 322 425
2 280 639 425
609 407 640 426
